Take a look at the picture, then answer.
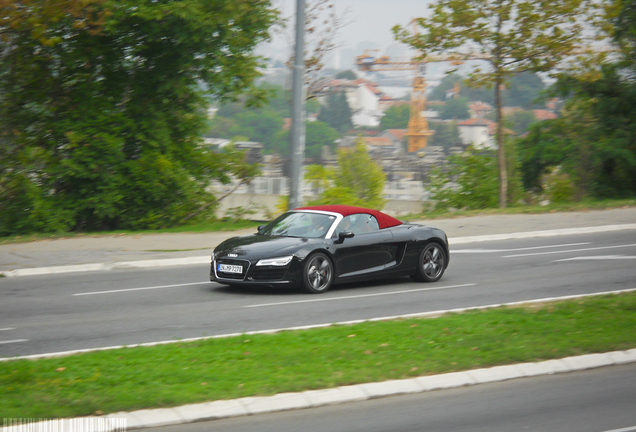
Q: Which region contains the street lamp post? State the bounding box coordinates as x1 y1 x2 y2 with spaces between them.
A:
288 0 306 210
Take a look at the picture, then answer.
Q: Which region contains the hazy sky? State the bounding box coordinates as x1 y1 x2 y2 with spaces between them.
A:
264 0 432 61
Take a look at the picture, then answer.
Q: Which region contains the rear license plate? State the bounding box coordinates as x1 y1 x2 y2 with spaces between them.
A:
219 264 243 274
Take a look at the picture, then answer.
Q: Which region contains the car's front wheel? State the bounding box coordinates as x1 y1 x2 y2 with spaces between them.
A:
412 242 446 282
302 252 333 293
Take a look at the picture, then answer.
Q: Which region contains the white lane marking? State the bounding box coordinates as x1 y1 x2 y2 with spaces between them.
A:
601 426 636 432
451 224 636 245
73 281 210 296
452 242 590 254
245 283 477 308
4 287 636 362
504 243 636 258
0 339 29 345
555 255 636 262
0 328 16 332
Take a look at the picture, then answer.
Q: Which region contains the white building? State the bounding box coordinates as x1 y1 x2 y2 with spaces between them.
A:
456 118 496 149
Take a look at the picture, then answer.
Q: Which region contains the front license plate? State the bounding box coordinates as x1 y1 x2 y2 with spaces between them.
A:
219 264 243 274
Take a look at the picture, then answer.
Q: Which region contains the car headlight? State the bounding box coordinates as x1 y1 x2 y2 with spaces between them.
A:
256 256 293 266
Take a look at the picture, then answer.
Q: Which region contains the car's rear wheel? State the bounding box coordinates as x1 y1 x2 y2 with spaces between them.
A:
302 252 333 293
412 242 446 282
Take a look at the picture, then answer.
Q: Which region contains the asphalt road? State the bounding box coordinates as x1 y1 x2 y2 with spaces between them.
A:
151 363 636 432
1 229 634 358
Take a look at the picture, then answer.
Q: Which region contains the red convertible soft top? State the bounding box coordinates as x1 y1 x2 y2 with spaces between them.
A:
294 205 403 230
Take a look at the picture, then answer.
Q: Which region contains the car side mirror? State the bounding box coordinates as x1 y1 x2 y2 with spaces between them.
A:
336 231 355 243
257 225 264 233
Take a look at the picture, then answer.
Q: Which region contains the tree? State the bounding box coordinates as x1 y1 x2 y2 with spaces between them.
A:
305 121 340 159
506 110 538 135
428 74 464 101
516 0 636 200
429 121 462 154
428 147 499 211
516 100 597 199
335 70 357 80
439 97 471 120
274 120 339 159
503 72 546 109
395 0 599 207
233 109 284 151
317 92 353 132
379 104 410 130
0 0 278 234
205 117 240 139
305 140 386 209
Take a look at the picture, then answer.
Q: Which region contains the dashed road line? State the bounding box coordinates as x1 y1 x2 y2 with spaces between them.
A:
73 281 211 296
504 243 636 258
554 255 636 262
0 339 28 345
244 283 477 308
3 287 635 362
452 242 590 254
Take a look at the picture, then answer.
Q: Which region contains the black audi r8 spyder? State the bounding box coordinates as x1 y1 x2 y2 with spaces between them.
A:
210 205 449 294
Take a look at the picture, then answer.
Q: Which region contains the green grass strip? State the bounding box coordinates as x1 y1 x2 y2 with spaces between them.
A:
2 292 635 419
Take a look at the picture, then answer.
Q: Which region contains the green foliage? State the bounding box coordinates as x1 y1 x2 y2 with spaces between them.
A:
428 74 464 101
317 92 353 133
379 104 410 130
429 73 546 109
505 110 538 135
516 94 633 200
439 97 471 120
394 0 596 207
0 0 277 235
429 146 499 211
504 72 546 109
211 83 290 151
543 167 576 203
305 121 340 159
233 109 284 150
335 70 358 80
306 98 322 114
271 121 340 159
306 140 386 209
206 117 240 139
529 0 636 200
428 121 462 154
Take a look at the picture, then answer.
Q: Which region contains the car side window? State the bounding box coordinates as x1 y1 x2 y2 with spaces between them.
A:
333 215 353 236
334 214 379 236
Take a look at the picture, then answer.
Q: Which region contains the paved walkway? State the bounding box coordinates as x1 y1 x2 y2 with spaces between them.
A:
2 207 636 275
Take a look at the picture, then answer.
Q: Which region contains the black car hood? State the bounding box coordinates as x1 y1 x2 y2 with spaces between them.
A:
215 234 319 260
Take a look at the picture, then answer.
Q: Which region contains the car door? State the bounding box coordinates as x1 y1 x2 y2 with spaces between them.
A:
332 214 395 278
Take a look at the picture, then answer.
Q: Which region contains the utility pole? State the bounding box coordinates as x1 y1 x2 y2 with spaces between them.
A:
288 0 306 210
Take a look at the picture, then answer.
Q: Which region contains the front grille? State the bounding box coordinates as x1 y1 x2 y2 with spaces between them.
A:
250 266 288 281
215 258 250 280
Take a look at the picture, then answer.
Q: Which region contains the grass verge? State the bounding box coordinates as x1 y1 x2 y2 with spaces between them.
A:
2 292 636 419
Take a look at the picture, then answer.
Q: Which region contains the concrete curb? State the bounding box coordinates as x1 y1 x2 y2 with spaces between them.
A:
3 349 635 431
2 223 635 278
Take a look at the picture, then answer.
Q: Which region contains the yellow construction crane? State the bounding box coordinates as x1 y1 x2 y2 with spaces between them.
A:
355 51 464 153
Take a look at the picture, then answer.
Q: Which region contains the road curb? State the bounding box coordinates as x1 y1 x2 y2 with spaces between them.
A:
3 349 635 431
2 223 635 278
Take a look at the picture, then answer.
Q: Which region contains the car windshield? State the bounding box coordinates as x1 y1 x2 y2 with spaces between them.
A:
258 212 336 238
